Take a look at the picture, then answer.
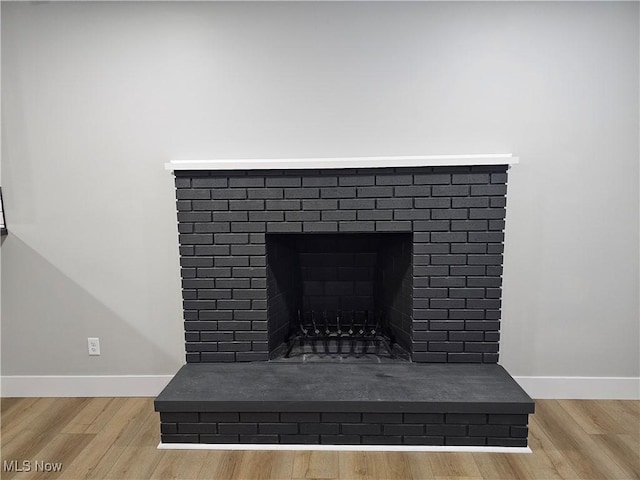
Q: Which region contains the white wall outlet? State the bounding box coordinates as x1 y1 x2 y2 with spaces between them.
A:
88 337 100 356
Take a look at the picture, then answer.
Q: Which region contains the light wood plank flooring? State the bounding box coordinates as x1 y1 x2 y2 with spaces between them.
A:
1 398 638 479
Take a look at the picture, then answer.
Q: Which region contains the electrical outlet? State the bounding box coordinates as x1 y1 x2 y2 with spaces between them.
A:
88 337 100 356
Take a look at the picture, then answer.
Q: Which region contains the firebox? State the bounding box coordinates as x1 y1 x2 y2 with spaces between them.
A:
266 232 413 361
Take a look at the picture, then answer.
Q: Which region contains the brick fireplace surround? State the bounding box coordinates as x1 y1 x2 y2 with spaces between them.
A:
155 155 534 449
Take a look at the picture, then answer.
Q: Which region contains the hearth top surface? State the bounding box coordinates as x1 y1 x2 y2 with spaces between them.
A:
155 363 534 414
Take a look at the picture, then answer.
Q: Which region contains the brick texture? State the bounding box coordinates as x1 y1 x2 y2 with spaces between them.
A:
160 410 528 447
173 166 508 363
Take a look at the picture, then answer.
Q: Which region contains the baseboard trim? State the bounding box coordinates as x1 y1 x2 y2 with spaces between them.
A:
513 376 640 400
0 375 173 397
157 442 532 453
1 374 638 399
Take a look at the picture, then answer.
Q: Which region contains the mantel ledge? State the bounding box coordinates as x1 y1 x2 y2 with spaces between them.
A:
165 154 519 172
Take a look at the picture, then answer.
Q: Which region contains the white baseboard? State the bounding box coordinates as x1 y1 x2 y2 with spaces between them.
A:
1 374 638 399
157 443 532 453
0 375 173 397
513 376 640 400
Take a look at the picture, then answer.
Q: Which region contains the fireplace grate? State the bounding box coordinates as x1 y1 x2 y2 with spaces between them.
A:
276 309 408 361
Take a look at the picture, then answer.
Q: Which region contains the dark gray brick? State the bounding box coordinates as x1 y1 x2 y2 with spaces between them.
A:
342 423 381 435
198 310 232 320
249 211 283 222
229 200 264 211
449 310 486 320
446 413 487 424
198 289 233 300
447 352 483 363
488 414 529 425
239 434 279 444
432 209 468 220
339 221 375 232
430 255 467 265
300 423 340 435
193 223 230 233
303 176 338 187
200 434 239 444
469 425 510 437
467 299 501 309
280 435 319 444
432 185 469 196
488 437 527 447
362 435 402 445
491 172 508 184
393 210 429 220
162 434 199 443
363 413 402 423
200 332 234 342
376 221 412 231
339 175 375 186
192 200 229 211
404 413 444 423
321 187 357 198
413 310 447 320
412 352 447 362
196 245 230 256
231 244 266 256
394 185 430 197
452 197 490 208
231 222 265 233
413 331 448 341
465 342 499 353
218 341 252 352
228 177 264 188
218 320 252 330
446 436 486 446
322 210 356 221
414 198 450 210
468 232 504 243
357 186 393 198
377 198 413 209
181 257 213 267
211 211 247 222
178 212 212 222
490 197 507 207
425 424 467 436
161 423 178 434
218 423 258 435
192 177 227 188
287 211 321 221
178 223 194 234
452 173 490 184
259 423 298 434
375 174 412 185
467 255 503 265
176 200 191 211
414 266 449 276
321 413 362 422
451 243 486 253
465 320 500 331
358 210 393 220
413 288 447 298
266 199 300 210
177 189 210 200
429 320 465 331
304 222 337 232
303 199 338 210
469 208 506 219
175 177 191 188
413 173 450 185
211 189 247 200
429 341 463 352
383 424 424 436
284 188 320 199
320 435 361 445
214 233 249 244
281 412 320 422
234 311 267 320
248 188 283 199
413 220 450 231
266 177 301 187
471 184 507 196
178 423 218 434
403 436 446 445
489 219 506 231
414 244 449 254
449 288 485 298
200 352 235 362
161 412 199 422
511 426 529 438
339 199 375 210
430 232 467 243
236 352 269 361
196 267 233 278
267 222 302 233
179 234 213 245
451 220 488 231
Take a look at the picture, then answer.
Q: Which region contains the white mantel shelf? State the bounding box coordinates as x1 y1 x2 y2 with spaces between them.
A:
165 154 519 172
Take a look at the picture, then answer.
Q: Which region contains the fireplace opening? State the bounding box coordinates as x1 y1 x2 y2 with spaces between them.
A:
266 232 413 362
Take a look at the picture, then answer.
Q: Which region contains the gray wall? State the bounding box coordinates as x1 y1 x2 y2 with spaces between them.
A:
2 2 638 378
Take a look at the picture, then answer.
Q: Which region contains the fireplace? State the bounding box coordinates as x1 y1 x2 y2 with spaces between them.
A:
156 155 534 448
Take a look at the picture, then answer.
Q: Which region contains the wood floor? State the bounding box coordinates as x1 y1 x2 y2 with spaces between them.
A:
0 398 638 480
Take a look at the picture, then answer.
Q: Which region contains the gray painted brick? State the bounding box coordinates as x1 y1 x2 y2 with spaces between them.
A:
218 423 258 434
490 197 507 207
212 211 248 222
236 352 269 361
451 243 486 253
430 232 467 243
231 245 266 256
414 244 449 254
447 352 483 363
177 189 211 200
266 177 301 187
234 311 267 320
300 423 340 435
449 266 486 276
321 413 362 422
465 320 500 331
339 221 375 232
339 199 374 210
412 352 447 362
429 277 466 287
322 210 356 221
413 220 450 231
376 221 412 231
304 222 337 232
280 435 319 444
488 414 528 425
451 173 490 184
179 234 213 245
383 424 424 436
432 185 469 196
303 176 338 187
375 174 412 186
429 342 464 352
339 175 375 186
413 173 450 185
413 288 448 298
200 352 235 362
216 278 251 289
199 434 239 443
214 233 249 244
451 220 488 231
489 219 506 231
469 208 506 220
511 426 529 438
176 200 191 211
249 211 284 222
248 188 283 199
321 187 357 198
231 222 266 233
429 320 465 331
465 342 499 353
414 198 451 209
284 187 320 199
193 223 230 233
449 310 486 320
218 341 252 352
175 178 191 188
425 425 467 436
432 209 468 220
342 424 381 435
287 211 321 221
192 177 227 188
211 189 247 200
491 173 508 184
394 210 429 220
281 412 321 422
266 199 300 210
232 267 266 278
259 423 298 434
229 177 265 188
471 184 507 196
468 232 504 243
449 288 485 298
363 413 402 423
414 265 449 276
452 197 490 208
267 222 302 233
196 245 230 256
430 255 467 265
192 200 229 211
353 210 392 221
198 289 233 299
394 185 430 197
229 200 264 211
377 198 413 209
200 332 234 342
357 186 394 198
300 199 337 210
218 321 252 330
178 212 212 222
467 255 503 265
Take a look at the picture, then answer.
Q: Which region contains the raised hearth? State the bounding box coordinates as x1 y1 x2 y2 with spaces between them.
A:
155 363 534 446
